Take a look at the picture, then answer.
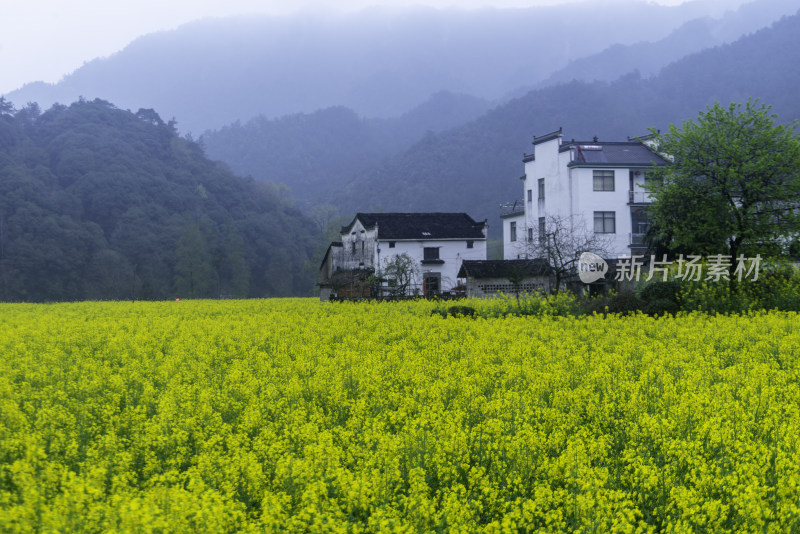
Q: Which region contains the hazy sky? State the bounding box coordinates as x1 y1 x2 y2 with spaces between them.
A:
1 0 690 96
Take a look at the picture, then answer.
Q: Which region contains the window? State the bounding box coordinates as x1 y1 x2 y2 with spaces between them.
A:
466 240 474 249
593 170 615 191
538 217 546 240
527 189 533 202
361 241 365 253
423 247 440 261
538 178 545 199
594 211 616 233
510 221 517 242
388 241 396 248
351 240 356 254
527 228 533 242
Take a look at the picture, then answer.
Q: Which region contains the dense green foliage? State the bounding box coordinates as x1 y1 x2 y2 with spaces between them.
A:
1 299 800 531
646 100 800 263
0 99 317 301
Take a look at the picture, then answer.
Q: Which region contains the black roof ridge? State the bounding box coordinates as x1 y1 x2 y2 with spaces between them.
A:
342 212 488 240
532 127 563 145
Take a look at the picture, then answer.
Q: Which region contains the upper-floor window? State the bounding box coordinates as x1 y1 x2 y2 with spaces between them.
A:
594 211 616 233
510 221 517 242
538 178 545 199
423 247 440 261
527 189 533 202
538 217 546 240
527 228 533 242
466 240 474 249
388 241 396 248
593 170 615 191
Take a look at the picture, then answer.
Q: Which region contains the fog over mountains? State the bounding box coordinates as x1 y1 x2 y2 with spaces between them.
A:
7 0 795 134
331 10 800 235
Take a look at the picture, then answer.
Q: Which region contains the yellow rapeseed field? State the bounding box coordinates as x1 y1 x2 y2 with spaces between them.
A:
1 298 798 532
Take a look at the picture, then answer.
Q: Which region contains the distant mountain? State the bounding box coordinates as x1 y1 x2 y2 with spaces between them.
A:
0 99 318 301
4 1 740 133
516 0 800 92
333 11 800 236
201 91 491 205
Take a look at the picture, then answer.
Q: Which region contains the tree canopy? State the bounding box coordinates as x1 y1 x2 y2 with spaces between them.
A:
0 98 318 301
646 100 800 265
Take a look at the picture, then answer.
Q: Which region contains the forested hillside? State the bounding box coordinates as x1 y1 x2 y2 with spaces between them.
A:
201 91 491 205
333 11 800 233
0 99 317 301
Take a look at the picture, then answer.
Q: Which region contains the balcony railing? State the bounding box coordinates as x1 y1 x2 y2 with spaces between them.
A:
628 191 652 204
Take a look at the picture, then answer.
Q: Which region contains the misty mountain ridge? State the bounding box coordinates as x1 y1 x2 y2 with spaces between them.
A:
201 90 492 205
510 0 800 94
199 0 799 214
330 10 800 237
5 0 785 134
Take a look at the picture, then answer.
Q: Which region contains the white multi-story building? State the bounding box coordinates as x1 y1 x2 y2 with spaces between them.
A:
504 128 669 260
320 212 488 299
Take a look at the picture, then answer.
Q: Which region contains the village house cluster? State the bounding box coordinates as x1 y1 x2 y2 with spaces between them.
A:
319 128 670 300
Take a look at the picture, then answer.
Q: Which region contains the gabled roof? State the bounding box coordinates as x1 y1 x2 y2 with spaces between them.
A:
319 241 343 269
562 141 669 167
342 213 487 240
457 259 551 279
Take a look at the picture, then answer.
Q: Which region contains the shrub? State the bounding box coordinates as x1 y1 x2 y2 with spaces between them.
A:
607 290 646 315
638 280 682 305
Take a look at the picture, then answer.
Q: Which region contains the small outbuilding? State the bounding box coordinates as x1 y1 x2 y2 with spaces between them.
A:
457 259 552 298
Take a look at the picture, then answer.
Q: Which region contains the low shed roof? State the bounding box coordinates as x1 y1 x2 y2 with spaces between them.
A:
457 259 551 279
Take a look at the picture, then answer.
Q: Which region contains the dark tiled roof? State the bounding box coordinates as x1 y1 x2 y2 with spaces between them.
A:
457 259 551 279
500 200 525 218
343 213 487 240
319 241 343 269
565 141 669 167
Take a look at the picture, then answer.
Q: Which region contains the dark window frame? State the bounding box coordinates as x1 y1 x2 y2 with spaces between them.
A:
594 211 616 233
593 170 615 191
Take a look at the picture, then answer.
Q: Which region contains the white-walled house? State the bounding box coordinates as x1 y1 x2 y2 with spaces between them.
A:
500 199 526 261
319 212 488 300
504 128 669 260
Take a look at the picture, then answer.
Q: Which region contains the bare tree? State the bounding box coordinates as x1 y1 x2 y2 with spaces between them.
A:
372 252 420 297
525 214 613 291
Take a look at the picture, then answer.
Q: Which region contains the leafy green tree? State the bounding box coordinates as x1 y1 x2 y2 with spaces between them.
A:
647 100 800 271
173 219 216 298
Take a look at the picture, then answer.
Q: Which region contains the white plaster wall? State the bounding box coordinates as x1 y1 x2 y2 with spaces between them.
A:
570 167 631 257
502 214 526 260
374 238 486 292
514 136 658 260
